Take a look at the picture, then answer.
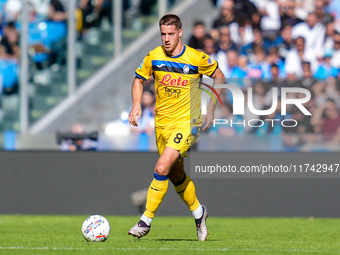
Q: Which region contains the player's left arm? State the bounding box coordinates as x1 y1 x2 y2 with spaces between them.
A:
202 67 225 131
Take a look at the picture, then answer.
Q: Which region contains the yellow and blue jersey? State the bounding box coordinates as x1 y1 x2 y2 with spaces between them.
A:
135 45 218 128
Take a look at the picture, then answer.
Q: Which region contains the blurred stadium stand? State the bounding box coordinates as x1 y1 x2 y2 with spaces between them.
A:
0 0 199 148
28 0 216 134
0 0 339 152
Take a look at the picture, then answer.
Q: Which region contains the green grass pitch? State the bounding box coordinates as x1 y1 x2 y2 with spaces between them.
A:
0 215 339 254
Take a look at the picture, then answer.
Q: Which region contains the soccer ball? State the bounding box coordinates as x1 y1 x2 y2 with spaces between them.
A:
81 215 110 242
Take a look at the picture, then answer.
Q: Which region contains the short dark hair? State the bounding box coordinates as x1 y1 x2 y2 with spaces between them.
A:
271 63 279 69
193 20 205 27
203 34 213 41
296 36 306 43
6 22 16 29
302 61 311 68
159 14 182 30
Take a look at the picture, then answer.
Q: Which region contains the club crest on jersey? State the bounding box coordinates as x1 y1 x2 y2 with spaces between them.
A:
183 64 190 74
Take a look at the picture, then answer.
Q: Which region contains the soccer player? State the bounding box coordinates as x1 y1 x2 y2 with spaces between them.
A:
128 14 225 241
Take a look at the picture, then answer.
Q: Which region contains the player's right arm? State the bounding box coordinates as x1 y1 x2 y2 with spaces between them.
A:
129 52 153 127
129 77 144 127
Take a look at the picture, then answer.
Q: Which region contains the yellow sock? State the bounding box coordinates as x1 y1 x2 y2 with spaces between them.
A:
144 173 169 218
174 174 200 211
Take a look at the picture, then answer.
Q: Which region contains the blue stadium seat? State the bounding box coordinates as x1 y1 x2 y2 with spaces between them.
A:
39 21 67 45
0 59 18 89
17 21 67 64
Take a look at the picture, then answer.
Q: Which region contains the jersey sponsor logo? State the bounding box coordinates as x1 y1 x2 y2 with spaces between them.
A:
165 87 181 98
157 64 165 68
159 74 188 86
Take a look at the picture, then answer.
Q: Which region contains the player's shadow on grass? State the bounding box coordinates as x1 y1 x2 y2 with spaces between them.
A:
155 238 217 242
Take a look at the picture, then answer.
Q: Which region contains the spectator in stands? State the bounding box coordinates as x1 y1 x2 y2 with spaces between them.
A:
275 24 294 60
314 50 338 79
60 123 98 151
324 77 340 107
257 0 281 39
94 0 112 26
208 102 241 136
269 63 280 80
282 105 315 148
315 0 334 25
265 64 284 106
208 0 340 149
312 80 328 106
0 22 19 60
324 0 340 25
216 26 238 53
324 21 335 51
229 14 254 46
48 0 67 22
241 28 270 60
266 46 285 77
131 89 155 135
139 0 157 16
279 1 303 28
223 50 247 84
300 61 318 89
211 0 219 7
292 12 326 54
250 80 270 110
246 46 270 78
285 36 318 77
30 0 50 21
248 0 261 8
3 0 21 23
211 0 236 41
251 109 283 136
203 36 217 59
252 10 262 30
188 20 207 50
311 99 340 144
77 0 95 39
204 35 229 75
48 0 67 72
294 0 316 21
233 0 258 25
330 32 340 69
249 81 283 136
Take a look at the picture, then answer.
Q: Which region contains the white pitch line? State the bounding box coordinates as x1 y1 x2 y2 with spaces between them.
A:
0 247 339 253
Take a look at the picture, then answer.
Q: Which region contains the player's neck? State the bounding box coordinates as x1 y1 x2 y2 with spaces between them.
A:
168 42 184 57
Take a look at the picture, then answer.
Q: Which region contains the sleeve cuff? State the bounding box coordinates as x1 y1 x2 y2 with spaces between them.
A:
135 72 147 81
209 62 219 78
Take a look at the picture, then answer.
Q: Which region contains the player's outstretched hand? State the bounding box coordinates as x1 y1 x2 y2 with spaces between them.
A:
129 107 142 127
202 113 214 131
